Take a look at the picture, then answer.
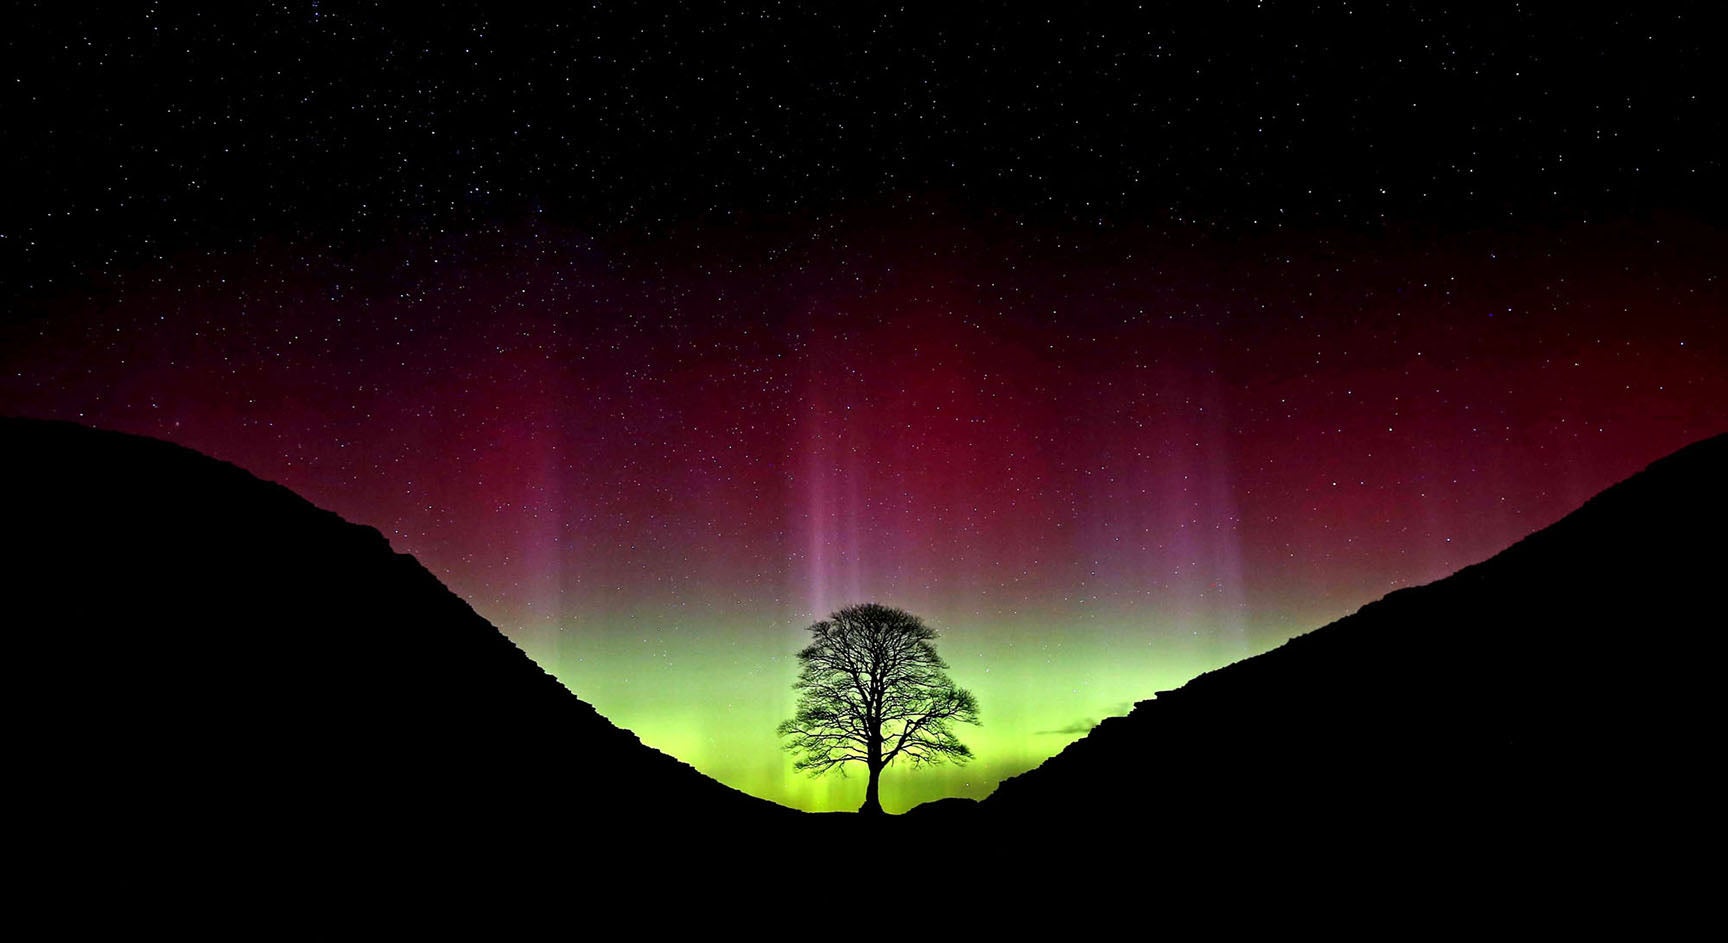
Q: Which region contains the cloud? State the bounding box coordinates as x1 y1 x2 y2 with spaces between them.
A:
1036 719 1097 736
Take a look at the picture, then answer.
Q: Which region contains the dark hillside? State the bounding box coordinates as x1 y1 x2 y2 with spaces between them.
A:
3 417 791 869
985 433 1727 851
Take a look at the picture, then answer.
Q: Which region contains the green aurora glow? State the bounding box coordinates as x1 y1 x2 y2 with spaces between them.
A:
512 605 1325 812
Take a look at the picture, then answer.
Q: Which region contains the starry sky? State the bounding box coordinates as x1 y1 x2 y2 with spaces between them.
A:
4 5 1724 812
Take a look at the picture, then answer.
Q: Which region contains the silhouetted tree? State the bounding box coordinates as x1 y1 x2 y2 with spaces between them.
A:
777 603 980 815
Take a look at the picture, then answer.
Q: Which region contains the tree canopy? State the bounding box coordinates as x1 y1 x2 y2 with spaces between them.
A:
777 603 980 814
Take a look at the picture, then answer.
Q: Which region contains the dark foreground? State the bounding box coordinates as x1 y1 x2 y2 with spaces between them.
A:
7 417 1721 921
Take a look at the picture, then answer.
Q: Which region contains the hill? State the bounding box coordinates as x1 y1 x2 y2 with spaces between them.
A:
3 417 792 872
982 433 1727 854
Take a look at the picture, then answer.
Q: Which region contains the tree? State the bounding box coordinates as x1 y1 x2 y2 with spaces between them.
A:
777 603 981 815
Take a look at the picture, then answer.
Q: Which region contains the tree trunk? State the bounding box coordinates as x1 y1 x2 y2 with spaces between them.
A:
860 764 883 814
860 735 885 814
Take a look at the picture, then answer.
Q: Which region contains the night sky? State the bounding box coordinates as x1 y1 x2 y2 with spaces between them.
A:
5 5 1723 812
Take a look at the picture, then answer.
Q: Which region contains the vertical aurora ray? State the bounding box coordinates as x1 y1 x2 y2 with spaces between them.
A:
798 392 835 621
794 339 871 621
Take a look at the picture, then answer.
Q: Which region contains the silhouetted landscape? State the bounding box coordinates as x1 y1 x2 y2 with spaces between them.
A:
8 8 1724 923
6 418 793 867
10 415 1723 901
984 430 1725 847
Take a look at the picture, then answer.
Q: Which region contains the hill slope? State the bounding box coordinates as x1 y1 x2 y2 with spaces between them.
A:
984 433 1726 841
4 417 790 861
